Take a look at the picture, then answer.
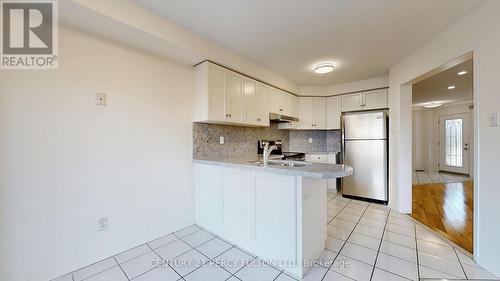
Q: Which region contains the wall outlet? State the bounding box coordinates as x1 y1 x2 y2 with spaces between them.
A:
96 93 106 105
98 217 108 231
219 136 225 144
489 112 499 127
308 138 313 143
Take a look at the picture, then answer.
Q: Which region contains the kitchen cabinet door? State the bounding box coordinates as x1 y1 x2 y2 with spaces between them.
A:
326 96 341 130
288 94 299 118
254 173 296 258
269 88 284 114
341 93 363 112
226 72 243 122
197 165 223 226
208 65 227 122
298 97 313 129
223 169 253 241
256 83 270 126
243 79 258 125
313 97 327 129
363 89 388 110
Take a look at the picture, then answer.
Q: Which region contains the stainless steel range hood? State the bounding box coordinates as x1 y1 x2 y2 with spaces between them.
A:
269 112 299 123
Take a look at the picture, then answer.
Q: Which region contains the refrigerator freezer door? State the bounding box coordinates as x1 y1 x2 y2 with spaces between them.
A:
343 140 388 201
343 111 387 140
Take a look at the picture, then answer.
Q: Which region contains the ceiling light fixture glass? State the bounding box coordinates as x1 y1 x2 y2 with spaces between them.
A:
314 63 334 74
424 102 443 108
458 71 468 75
448 85 456 90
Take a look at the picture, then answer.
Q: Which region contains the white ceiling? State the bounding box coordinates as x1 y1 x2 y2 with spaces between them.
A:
135 0 482 86
412 59 473 107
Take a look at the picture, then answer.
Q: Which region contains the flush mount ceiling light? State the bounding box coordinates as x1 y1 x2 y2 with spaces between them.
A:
424 102 443 108
448 85 456 90
314 63 334 74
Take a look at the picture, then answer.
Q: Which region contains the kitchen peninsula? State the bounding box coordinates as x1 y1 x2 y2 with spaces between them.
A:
193 156 352 278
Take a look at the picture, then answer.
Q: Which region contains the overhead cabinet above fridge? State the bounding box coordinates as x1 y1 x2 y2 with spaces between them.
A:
341 88 388 112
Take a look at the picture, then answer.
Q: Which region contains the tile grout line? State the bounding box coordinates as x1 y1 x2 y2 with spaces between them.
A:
113 257 130 281
321 196 354 281
414 221 421 281
368 206 391 281
453 247 469 279
144 241 184 280
66 226 200 281
322 200 371 281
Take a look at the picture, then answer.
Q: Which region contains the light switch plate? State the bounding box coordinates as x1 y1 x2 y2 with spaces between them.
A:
219 136 225 145
308 138 313 143
489 112 499 127
96 93 106 105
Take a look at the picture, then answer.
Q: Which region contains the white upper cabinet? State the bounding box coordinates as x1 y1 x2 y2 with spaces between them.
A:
363 88 388 110
341 93 363 112
194 61 277 127
192 63 227 122
341 89 388 112
297 97 326 130
226 72 244 123
243 80 270 126
326 96 341 130
243 79 257 124
298 97 326 130
313 97 327 129
298 97 313 129
256 82 270 126
269 88 298 118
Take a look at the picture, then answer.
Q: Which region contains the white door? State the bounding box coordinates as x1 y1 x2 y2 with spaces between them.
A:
439 113 470 174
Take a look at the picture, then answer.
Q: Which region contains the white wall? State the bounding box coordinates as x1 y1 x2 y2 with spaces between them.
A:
0 27 195 281
299 75 389 97
389 0 500 275
412 109 431 170
61 0 300 94
412 103 474 174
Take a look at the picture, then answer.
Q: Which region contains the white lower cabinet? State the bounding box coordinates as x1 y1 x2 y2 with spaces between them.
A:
223 169 253 241
195 164 327 279
197 165 223 226
254 174 296 258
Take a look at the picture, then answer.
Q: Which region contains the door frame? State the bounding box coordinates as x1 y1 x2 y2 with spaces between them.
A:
438 112 471 175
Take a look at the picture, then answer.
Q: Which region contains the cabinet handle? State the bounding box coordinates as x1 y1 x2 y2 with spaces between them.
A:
229 114 232 117
225 114 229 117
257 118 261 121
279 109 283 112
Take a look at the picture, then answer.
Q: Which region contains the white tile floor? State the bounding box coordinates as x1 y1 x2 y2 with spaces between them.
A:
412 170 471 185
53 193 498 281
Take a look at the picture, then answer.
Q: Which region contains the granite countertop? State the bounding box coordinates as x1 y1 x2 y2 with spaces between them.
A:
193 156 353 179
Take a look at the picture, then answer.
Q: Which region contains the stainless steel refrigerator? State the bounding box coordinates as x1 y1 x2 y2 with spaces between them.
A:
342 110 388 204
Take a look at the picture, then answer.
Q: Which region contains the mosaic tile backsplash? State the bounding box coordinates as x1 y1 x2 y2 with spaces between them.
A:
193 123 290 159
193 123 341 159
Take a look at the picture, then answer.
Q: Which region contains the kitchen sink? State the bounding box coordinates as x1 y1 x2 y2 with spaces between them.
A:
249 160 311 168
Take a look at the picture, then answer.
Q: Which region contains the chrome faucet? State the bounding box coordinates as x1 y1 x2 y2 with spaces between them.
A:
262 143 278 166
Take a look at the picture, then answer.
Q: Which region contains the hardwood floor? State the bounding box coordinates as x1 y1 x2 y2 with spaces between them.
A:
411 180 473 253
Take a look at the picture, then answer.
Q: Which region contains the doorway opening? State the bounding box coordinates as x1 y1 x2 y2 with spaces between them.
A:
411 56 474 253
